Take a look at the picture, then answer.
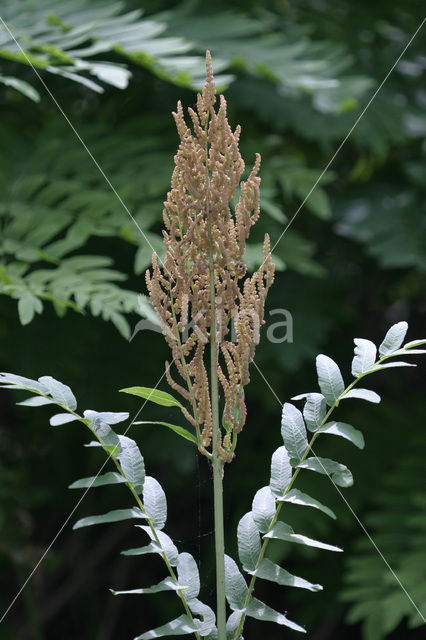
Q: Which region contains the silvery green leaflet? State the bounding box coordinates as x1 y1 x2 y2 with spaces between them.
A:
1 321 424 638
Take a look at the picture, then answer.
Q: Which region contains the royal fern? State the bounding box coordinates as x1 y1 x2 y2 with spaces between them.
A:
1 321 424 638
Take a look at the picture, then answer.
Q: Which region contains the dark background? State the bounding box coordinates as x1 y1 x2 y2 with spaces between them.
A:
0 1 425 639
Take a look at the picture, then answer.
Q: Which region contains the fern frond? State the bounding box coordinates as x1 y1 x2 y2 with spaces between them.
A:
342 438 426 639
160 8 372 113
0 115 171 333
0 0 232 100
224 322 426 638
0 371 215 639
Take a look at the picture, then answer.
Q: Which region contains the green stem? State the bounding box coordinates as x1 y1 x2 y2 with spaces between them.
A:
205 117 226 640
233 354 391 640
127 483 201 640
211 336 226 640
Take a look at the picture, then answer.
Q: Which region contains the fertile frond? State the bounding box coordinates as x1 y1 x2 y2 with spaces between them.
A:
145 54 274 460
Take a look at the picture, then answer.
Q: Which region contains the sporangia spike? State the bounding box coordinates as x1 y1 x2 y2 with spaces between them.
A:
146 51 275 461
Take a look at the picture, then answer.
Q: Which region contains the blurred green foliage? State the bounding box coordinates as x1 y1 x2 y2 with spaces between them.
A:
0 1 424 639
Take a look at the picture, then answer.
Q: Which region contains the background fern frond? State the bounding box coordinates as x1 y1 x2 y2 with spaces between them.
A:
0 0 232 98
342 435 426 639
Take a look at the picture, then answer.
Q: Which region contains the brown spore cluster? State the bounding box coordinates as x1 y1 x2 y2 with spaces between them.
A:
146 52 274 461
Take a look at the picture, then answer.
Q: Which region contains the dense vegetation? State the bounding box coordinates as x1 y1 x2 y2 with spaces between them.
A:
0 1 424 639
